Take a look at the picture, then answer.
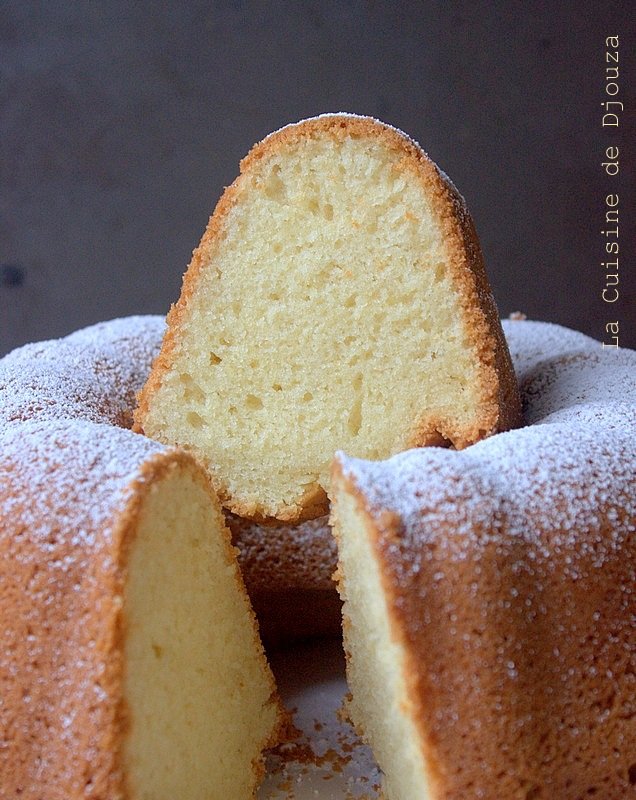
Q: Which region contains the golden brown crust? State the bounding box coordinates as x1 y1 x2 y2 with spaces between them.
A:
227 512 336 593
134 114 521 521
423 171 521 444
227 511 341 645
227 481 329 526
1 314 342 646
0 424 162 797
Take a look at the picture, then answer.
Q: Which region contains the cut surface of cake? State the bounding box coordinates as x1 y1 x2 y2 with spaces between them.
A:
330 320 636 800
0 419 283 799
134 113 520 523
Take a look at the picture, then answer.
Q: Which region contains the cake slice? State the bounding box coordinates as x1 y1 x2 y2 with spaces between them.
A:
0 419 283 799
134 113 520 523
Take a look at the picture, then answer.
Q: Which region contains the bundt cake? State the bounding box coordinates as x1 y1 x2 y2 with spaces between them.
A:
330 318 636 799
0 337 284 797
134 113 521 523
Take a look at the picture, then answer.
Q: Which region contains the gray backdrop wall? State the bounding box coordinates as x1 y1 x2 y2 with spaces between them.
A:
1 1 634 353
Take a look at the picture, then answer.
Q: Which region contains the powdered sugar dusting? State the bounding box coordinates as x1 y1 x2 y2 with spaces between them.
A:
501 319 636 426
501 318 598 382
0 315 165 428
0 418 168 544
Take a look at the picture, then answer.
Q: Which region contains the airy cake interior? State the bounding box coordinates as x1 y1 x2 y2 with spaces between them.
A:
122 466 280 799
334 488 433 800
141 131 486 518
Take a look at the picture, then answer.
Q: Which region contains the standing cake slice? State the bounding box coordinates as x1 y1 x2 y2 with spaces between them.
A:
134 113 520 522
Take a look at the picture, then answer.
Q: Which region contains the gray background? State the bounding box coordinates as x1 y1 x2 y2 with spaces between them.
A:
1 0 634 354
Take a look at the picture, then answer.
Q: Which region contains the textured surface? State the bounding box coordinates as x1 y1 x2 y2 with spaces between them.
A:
333 318 636 798
0 419 284 798
1 2 633 355
0 315 165 428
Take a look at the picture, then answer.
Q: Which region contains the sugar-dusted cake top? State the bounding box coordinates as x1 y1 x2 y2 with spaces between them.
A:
0 315 165 428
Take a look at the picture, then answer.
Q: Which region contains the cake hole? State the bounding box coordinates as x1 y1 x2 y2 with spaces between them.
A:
264 166 286 202
186 411 205 429
180 374 205 403
229 405 237 415
629 764 636 784
307 197 320 215
232 300 242 315
302 392 313 403
249 359 258 369
347 374 363 436
434 263 445 284
344 295 357 308
433 430 454 448
245 394 263 410
220 336 231 346
209 352 222 365
269 292 281 301
272 383 282 392
367 221 377 234
323 203 334 221
152 643 164 659
347 396 362 436
272 242 283 254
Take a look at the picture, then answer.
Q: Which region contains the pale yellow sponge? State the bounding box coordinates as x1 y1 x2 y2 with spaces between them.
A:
134 114 520 522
